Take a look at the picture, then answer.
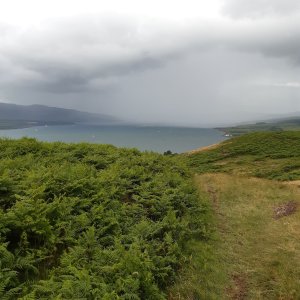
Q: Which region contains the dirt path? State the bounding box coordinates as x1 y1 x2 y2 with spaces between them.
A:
283 179 300 187
194 173 300 299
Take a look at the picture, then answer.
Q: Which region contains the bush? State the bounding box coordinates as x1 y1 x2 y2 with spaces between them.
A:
0 138 208 299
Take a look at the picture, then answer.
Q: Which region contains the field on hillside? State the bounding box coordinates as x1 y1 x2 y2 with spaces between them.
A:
170 131 300 299
171 174 300 299
197 174 299 299
219 118 300 136
0 138 210 299
188 131 300 180
2 132 300 299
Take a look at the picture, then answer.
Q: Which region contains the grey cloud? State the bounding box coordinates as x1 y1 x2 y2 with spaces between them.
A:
234 21 300 64
191 17 300 66
1 10 300 125
0 16 187 93
222 0 300 19
2 12 300 96
106 48 300 126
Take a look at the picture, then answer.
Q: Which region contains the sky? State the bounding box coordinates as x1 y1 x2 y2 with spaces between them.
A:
1 0 300 126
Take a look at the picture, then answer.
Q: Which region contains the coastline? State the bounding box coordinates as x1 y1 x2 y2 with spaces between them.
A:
0 120 73 130
185 141 223 155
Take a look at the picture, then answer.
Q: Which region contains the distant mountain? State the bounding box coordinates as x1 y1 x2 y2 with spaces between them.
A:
218 114 300 136
0 103 119 125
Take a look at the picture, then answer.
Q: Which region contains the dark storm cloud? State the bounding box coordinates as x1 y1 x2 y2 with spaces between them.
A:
1 4 300 125
222 18 300 64
222 0 300 19
219 0 300 65
1 11 300 96
0 16 186 94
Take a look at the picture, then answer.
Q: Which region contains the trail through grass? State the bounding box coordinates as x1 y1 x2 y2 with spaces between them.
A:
171 132 300 299
170 173 300 299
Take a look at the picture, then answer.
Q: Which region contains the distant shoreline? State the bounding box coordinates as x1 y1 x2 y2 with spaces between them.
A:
185 141 225 155
0 120 73 130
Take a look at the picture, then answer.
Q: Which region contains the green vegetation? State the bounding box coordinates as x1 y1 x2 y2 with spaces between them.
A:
171 173 300 299
0 138 209 299
188 131 300 180
168 185 226 300
2 131 300 299
172 131 300 299
189 174 300 300
219 117 300 136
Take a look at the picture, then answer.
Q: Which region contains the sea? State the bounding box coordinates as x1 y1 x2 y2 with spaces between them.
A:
0 124 227 153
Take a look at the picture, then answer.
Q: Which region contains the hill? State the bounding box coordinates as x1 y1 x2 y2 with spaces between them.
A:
218 116 300 136
2 132 300 299
0 138 209 299
188 131 300 180
171 131 300 299
0 103 118 129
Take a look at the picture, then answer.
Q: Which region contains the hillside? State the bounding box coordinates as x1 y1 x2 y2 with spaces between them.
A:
1 132 300 299
219 116 300 136
171 131 300 299
0 138 209 299
0 103 118 129
188 131 300 180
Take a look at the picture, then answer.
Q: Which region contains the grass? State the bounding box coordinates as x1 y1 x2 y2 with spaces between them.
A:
2 131 300 298
188 131 300 180
170 131 300 299
168 186 227 300
218 118 300 136
0 138 208 299
170 173 300 299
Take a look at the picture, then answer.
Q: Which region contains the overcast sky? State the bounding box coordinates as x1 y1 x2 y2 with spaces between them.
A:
1 0 300 126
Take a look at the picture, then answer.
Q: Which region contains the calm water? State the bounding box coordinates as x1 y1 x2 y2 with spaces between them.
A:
0 124 226 153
